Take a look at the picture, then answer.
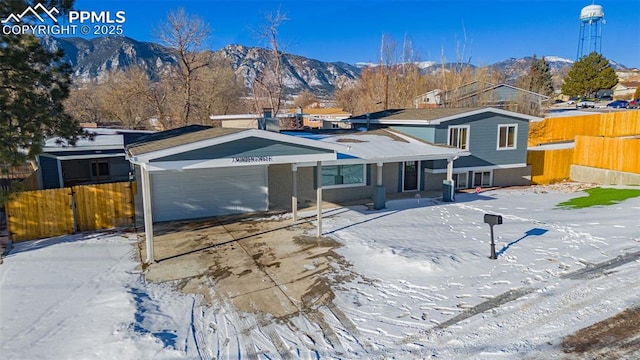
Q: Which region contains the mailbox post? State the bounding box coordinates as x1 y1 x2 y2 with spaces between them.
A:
484 214 503 260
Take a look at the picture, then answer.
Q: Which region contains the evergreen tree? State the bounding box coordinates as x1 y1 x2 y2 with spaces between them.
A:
517 55 554 96
561 52 618 98
0 0 83 168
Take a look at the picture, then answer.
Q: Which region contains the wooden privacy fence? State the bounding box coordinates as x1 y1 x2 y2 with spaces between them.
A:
527 147 575 185
529 110 640 146
574 136 640 174
5 181 135 242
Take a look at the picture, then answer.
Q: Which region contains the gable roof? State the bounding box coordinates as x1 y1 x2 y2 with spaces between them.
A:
441 81 550 102
127 127 242 157
126 127 349 164
348 107 541 125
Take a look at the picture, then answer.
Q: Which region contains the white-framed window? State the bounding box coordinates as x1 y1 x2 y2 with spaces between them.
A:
497 124 517 150
473 171 492 187
448 125 470 150
321 164 366 189
453 172 468 189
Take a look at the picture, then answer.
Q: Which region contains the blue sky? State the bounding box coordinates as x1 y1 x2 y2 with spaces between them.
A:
71 0 640 67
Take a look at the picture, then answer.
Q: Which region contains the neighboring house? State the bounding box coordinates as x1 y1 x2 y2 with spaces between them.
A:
37 128 152 189
612 81 639 99
303 108 352 129
414 81 549 114
347 107 541 190
413 89 441 108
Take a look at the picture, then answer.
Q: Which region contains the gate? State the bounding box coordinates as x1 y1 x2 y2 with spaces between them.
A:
5 182 135 242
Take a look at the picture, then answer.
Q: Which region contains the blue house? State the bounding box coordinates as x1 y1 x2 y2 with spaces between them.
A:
348 107 541 190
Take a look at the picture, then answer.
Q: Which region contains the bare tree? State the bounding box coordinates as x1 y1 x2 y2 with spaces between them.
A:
197 56 246 116
100 67 155 129
65 81 105 123
251 8 288 115
156 8 211 126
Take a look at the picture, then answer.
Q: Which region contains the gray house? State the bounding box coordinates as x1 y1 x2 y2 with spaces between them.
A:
348 107 541 190
125 126 470 262
414 81 550 114
36 128 151 189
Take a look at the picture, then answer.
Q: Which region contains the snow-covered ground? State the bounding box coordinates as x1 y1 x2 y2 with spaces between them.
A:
1 184 640 359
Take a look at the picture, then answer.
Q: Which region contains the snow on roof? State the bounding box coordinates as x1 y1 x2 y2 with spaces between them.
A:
316 129 469 162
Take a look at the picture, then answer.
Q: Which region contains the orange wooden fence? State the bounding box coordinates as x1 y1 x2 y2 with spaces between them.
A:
529 110 640 146
5 182 135 242
527 148 575 185
573 136 640 174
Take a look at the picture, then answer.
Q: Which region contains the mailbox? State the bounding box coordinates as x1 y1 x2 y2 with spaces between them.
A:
484 213 503 260
484 214 502 226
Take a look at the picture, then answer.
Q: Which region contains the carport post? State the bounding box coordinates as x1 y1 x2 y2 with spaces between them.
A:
292 164 298 222
446 157 454 181
316 161 322 237
140 163 155 263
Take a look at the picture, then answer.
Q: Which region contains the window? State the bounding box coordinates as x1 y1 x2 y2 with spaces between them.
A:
453 172 468 189
90 161 109 177
497 124 517 149
448 126 469 150
473 171 491 187
321 164 365 188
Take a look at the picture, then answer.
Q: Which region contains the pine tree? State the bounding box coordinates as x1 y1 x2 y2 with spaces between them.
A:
561 52 618 98
0 0 84 168
518 55 554 96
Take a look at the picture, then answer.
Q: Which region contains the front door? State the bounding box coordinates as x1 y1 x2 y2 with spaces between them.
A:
403 161 419 191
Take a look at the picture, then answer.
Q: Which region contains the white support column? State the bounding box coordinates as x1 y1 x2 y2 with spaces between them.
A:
316 161 322 237
291 164 298 222
140 163 155 264
377 162 383 186
446 158 454 181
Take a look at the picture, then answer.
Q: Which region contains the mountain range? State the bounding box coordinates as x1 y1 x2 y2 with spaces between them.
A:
43 36 630 97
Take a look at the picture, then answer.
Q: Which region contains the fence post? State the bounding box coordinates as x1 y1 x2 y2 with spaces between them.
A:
70 187 78 233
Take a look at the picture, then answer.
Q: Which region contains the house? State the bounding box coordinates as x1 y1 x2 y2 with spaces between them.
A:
347 107 541 190
125 125 469 262
36 128 152 189
414 81 550 113
612 81 639 99
413 89 441 108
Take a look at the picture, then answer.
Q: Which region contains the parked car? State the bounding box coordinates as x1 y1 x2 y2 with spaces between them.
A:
576 98 596 108
629 98 640 109
606 100 629 108
598 95 613 101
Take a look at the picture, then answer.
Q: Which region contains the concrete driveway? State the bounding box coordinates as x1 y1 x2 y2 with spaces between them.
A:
138 211 352 319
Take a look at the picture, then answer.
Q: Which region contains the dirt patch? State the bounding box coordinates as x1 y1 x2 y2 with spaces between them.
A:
562 306 640 358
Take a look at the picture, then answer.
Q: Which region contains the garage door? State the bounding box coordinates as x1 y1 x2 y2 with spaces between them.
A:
150 166 268 222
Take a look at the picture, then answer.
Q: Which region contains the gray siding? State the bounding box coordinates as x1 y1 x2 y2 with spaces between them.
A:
152 137 332 162
39 156 61 189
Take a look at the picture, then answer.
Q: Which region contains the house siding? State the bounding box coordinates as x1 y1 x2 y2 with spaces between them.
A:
389 126 436 143
151 137 332 162
432 114 529 169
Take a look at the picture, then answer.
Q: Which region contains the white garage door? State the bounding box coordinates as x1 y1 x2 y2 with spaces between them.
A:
150 166 268 222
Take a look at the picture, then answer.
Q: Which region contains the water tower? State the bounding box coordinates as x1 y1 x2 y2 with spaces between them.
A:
577 4 605 59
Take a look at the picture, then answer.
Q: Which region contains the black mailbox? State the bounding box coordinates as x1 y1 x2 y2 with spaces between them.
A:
484 214 503 226
484 214 503 260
